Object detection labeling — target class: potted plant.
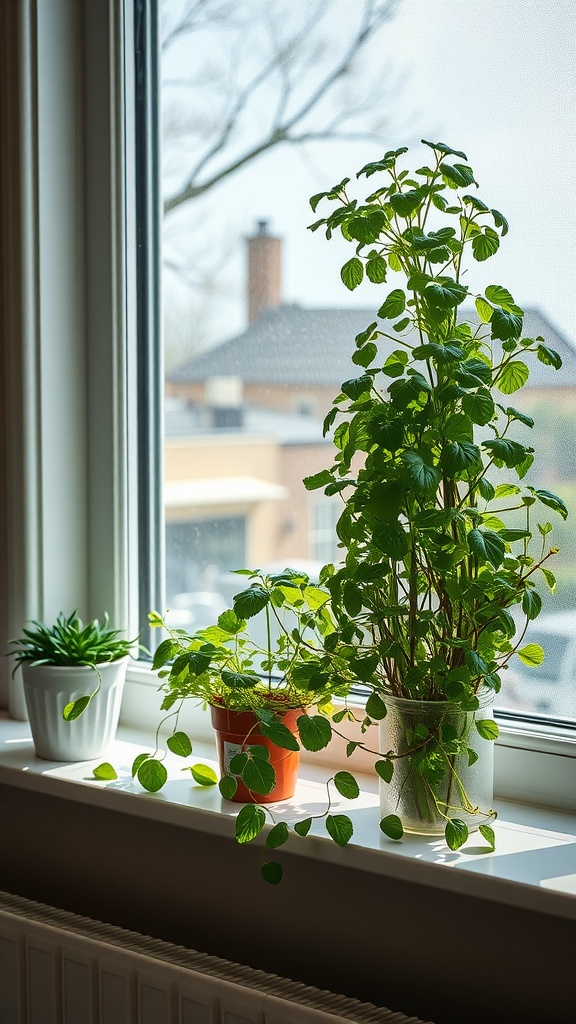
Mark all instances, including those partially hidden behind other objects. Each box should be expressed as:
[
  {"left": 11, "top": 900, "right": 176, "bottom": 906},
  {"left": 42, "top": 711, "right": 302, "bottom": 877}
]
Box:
[
  {"left": 98, "top": 569, "right": 360, "bottom": 884},
  {"left": 9, "top": 611, "right": 135, "bottom": 761},
  {"left": 302, "top": 139, "right": 567, "bottom": 851}
]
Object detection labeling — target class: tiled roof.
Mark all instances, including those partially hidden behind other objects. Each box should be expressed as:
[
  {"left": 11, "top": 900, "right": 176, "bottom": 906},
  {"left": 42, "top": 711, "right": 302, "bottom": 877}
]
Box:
[{"left": 168, "top": 304, "right": 576, "bottom": 389}]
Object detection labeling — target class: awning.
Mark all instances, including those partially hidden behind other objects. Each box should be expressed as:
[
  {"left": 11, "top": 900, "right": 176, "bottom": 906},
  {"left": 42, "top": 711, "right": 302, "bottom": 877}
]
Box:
[{"left": 164, "top": 476, "right": 288, "bottom": 508}]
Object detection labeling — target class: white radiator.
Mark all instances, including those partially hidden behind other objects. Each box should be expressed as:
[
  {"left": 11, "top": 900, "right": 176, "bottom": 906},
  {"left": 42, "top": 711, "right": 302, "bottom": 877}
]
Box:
[{"left": 0, "top": 890, "right": 434, "bottom": 1024}]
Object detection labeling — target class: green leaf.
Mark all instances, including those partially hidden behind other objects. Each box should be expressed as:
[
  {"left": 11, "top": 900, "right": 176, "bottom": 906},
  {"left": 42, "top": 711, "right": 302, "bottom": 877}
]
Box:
[
  {"left": 333, "top": 771, "right": 360, "bottom": 800},
  {"left": 403, "top": 451, "right": 441, "bottom": 490},
  {"left": 167, "top": 731, "right": 193, "bottom": 758},
  {"left": 259, "top": 718, "right": 300, "bottom": 751},
  {"left": 343, "top": 580, "right": 363, "bottom": 616},
  {"left": 495, "top": 360, "right": 529, "bottom": 394},
  {"left": 378, "top": 289, "right": 406, "bottom": 319},
  {"left": 341, "top": 257, "right": 364, "bottom": 290},
  {"left": 62, "top": 695, "right": 92, "bottom": 721},
  {"left": 482, "top": 438, "right": 531, "bottom": 469},
  {"left": 303, "top": 469, "right": 333, "bottom": 491},
  {"left": 522, "top": 589, "right": 542, "bottom": 620},
  {"left": 189, "top": 763, "right": 218, "bottom": 786},
  {"left": 297, "top": 714, "right": 332, "bottom": 751},
  {"left": 326, "top": 813, "right": 354, "bottom": 846},
  {"left": 218, "top": 775, "right": 238, "bottom": 800},
  {"left": 92, "top": 762, "right": 118, "bottom": 781},
  {"left": 479, "top": 824, "right": 496, "bottom": 851},
  {"left": 540, "top": 567, "right": 556, "bottom": 593},
  {"left": 132, "top": 752, "right": 151, "bottom": 777},
  {"left": 380, "top": 814, "right": 403, "bottom": 841},
  {"left": 517, "top": 643, "right": 545, "bottom": 667},
  {"left": 246, "top": 744, "right": 270, "bottom": 760},
  {"left": 266, "top": 822, "right": 289, "bottom": 849},
  {"left": 294, "top": 818, "right": 312, "bottom": 837},
  {"left": 537, "top": 344, "right": 562, "bottom": 370},
  {"left": 440, "top": 161, "right": 476, "bottom": 187},
  {"left": 341, "top": 374, "right": 373, "bottom": 400},
  {"left": 235, "top": 804, "right": 266, "bottom": 844},
  {"left": 233, "top": 586, "right": 270, "bottom": 620},
  {"left": 366, "top": 254, "right": 387, "bottom": 283},
  {"left": 220, "top": 669, "right": 260, "bottom": 689},
  {"left": 137, "top": 758, "right": 168, "bottom": 793},
  {"left": 468, "top": 528, "right": 506, "bottom": 569},
  {"left": 365, "top": 692, "right": 387, "bottom": 720},
  {"left": 242, "top": 757, "right": 276, "bottom": 796},
  {"left": 494, "top": 483, "right": 520, "bottom": 498},
  {"left": 491, "top": 309, "right": 523, "bottom": 341},
  {"left": 467, "top": 747, "right": 479, "bottom": 767},
  {"left": 472, "top": 228, "right": 500, "bottom": 261},
  {"left": 152, "top": 637, "right": 178, "bottom": 671},
  {"left": 389, "top": 190, "right": 423, "bottom": 217},
  {"left": 532, "top": 488, "right": 568, "bottom": 520},
  {"left": 485, "top": 285, "right": 520, "bottom": 312},
  {"left": 229, "top": 752, "right": 248, "bottom": 775},
  {"left": 217, "top": 609, "right": 243, "bottom": 634},
  {"left": 475, "top": 719, "right": 499, "bottom": 741},
  {"left": 475, "top": 296, "right": 493, "bottom": 323},
  {"left": 462, "top": 389, "right": 494, "bottom": 426},
  {"left": 422, "top": 139, "right": 468, "bottom": 160},
  {"left": 440, "top": 440, "right": 481, "bottom": 475},
  {"left": 375, "top": 759, "right": 394, "bottom": 784},
  {"left": 352, "top": 342, "right": 378, "bottom": 368},
  {"left": 261, "top": 861, "right": 283, "bottom": 885},
  {"left": 491, "top": 208, "right": 509, "bottom": 235},
  {"left": 445, "top": 818, "right": 469, "bottom": 851}
]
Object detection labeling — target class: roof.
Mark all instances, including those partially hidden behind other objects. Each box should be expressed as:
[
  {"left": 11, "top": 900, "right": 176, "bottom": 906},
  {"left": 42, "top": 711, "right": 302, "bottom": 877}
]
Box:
[{"left": 168, "top": 304, "right": 576, "bottom": 390}]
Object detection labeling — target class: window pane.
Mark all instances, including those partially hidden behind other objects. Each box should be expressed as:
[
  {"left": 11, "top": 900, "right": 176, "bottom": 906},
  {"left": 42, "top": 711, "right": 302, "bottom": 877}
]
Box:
[{"left": 160, "top": 0, "right": 576, "bottom": 720}]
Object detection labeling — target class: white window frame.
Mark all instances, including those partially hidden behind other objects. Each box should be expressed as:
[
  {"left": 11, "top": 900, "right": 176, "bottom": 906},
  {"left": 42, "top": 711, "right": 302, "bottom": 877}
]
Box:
[{"left": 0, "top": 0, "right": 574, "bottom": 816}]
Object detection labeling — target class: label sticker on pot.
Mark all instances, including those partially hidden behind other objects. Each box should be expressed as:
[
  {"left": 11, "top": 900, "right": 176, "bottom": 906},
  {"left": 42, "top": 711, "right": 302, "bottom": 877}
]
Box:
[{"left": 223, "top": 741, "right": 243, "bottom": 773}]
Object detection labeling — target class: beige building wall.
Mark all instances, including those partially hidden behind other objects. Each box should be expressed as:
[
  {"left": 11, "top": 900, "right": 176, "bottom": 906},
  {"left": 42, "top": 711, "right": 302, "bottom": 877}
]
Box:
[{"left": 165, "top": 435, "right": 286, "bottom": 566}]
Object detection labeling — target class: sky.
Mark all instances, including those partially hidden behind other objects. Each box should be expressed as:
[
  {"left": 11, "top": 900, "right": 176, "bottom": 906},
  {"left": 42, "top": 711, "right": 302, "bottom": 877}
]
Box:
[{"left": 161, "top": 0, "right": 576, "bottom": 355}]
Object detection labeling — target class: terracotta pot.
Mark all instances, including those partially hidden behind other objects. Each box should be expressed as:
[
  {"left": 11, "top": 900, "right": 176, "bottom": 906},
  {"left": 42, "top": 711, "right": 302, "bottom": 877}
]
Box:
[{"left": 210, "top": 704, "right": 302, "bottom": 803}]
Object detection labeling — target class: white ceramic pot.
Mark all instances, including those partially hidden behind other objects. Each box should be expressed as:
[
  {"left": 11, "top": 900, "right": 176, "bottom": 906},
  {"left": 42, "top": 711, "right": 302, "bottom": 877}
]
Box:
[{"left": 21, "top": 658, "right": 128, "bottom": 761}]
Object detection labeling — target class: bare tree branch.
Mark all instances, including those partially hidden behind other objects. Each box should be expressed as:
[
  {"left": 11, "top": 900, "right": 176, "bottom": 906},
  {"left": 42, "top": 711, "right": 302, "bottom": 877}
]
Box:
[{"left": 163, "top": 0, "right": 403, "bottom": 216}]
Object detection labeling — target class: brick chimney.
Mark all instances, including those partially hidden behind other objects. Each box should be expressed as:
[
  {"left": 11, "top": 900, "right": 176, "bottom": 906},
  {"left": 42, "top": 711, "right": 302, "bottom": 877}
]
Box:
[{"left": 247, "top": 220, "right": 282, "bottom": 323}]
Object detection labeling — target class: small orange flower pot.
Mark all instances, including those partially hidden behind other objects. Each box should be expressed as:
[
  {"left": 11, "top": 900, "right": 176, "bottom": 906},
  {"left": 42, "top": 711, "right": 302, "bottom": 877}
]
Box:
[{"left": 210, "top": 704, "right": 302, "bottom": 803}]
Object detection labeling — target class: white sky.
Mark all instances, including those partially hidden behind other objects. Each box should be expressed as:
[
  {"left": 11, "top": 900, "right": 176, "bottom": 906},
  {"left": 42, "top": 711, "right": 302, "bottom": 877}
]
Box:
[{"left": 162, "top": 0, "right": 576, "bottom": 349}]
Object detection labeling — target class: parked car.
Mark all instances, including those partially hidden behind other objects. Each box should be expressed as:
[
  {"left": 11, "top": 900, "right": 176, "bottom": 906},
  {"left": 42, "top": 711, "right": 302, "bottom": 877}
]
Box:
[{"left": 499, "top": 610, "right": 576, "bottom": 720}]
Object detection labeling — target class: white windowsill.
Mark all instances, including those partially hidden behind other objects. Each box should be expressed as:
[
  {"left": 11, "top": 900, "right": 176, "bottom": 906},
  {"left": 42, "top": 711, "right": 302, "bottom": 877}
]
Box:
[{"left": 1, "top": 712, "right": 575, "bottom": 922}]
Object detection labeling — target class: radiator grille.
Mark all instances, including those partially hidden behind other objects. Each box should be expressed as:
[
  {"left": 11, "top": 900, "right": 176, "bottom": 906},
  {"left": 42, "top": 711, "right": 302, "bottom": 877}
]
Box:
[{"left": 0, "top": 890, "right": 434, "bottom": 1024}]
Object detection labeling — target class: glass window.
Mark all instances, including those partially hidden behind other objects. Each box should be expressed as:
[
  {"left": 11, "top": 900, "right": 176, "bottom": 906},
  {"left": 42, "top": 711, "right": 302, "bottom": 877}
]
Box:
[{"left": 159, "top": 0, "right": 576, "bottom": 722}]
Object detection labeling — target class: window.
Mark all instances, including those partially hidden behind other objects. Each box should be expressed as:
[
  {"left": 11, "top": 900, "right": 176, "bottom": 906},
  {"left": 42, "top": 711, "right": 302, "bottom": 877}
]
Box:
[
  {"left": 159, "top": 0, "right": 576, "bottom": 728},
  {"left": 0, "top": 0, "right": 574, "bottom": 814}
]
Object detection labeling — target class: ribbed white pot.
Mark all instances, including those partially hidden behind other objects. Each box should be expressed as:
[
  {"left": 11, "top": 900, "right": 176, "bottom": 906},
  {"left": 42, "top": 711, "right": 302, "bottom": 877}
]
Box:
[{"left": 21, "top": 659, "right": 128, "bottom": 761}]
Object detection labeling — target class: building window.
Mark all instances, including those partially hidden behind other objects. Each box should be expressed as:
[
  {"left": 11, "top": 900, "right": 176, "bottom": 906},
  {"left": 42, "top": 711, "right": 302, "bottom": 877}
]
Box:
[{"left": 311, "top": 501, "right": 341, "bottom": 566}]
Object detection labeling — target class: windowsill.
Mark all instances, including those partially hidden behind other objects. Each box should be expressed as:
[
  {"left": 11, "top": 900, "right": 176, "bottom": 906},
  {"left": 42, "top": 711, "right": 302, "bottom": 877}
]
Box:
[{"left": 1, "top": 712, "right": 575, "bottom": 922}]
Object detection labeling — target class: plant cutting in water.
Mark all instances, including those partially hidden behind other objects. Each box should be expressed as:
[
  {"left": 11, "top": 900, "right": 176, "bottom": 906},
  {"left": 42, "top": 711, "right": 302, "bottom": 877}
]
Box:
[{"left": 303, "top": 139, "right": 567, "bottom": 850}]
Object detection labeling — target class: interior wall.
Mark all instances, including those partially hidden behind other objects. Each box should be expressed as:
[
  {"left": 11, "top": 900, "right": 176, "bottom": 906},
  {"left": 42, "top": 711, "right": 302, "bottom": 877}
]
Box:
[{"left": 0, "top": 783, "right": 573, "bottom": 1024}]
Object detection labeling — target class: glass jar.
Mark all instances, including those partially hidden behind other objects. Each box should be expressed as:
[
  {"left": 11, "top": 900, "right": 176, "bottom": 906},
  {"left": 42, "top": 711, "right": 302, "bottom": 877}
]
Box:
[{"left": 379, "top": 688, "right": 496, "bottom": 834}]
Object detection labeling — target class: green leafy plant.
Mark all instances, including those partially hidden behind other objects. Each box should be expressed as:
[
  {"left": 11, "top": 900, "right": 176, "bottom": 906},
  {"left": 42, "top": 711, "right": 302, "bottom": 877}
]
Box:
[
  {"left": 9, "top": 611, "right": 136, "bottom": 720},
  {"left": 96, "top": 569, "right": 362, "bottom": 883},
  {"left": 304, "top": 140, "right": 567, "bottom": 849}
]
